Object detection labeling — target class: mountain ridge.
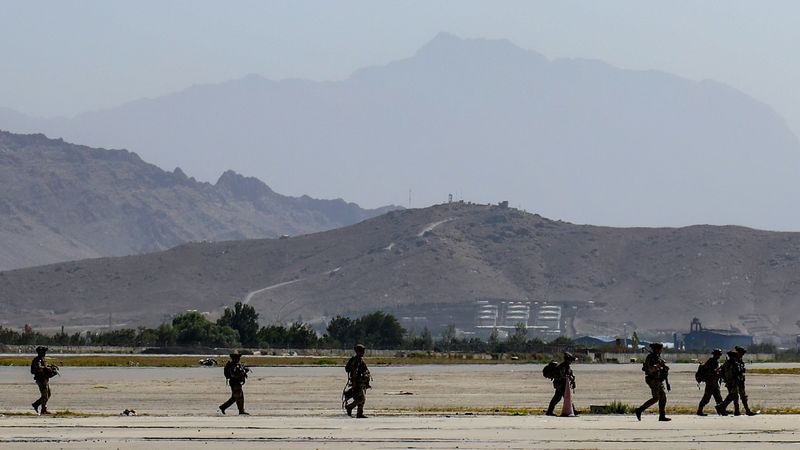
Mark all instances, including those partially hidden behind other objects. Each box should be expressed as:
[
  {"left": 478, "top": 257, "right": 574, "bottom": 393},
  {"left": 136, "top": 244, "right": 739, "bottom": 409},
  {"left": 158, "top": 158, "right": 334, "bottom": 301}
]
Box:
[
  {"left": 0, "top": 130, "right": 398, "bottom": 270},
  {"left": 2, "top": 34, "right": 798, "bottom": 230},
  {"left": 1, "top": 202, "right": 798, "bottom": 342}
]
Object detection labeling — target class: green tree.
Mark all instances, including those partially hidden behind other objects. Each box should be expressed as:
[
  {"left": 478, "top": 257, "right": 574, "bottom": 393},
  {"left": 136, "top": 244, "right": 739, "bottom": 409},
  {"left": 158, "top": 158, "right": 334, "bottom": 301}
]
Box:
[
  {"left": 355, "top": 311, "right": 405, "bottom": 349},
  {"left": 156, "top": 323, "right": 177, "bottom": 347},
  {"left": 507, "top": 322, "right": 528, "bottom": 352},
  {"left": 287, "top": 322, "right": 318, "bottom": 348},
  {"left": 217, "top": 302, "right": 260, "bottom": 347},
  {"left": 631, "top": 331, "right": 640, "bottom": 350},
  {"left": 420, "top": 326, "right": 434, "bottom": 351},
  {"left": 172, "top": 311, "right": 239, "bottom": 347},
  {"left": 325, "top": 315, "right": 355, "bottom": 348},
  {"left": 258, "top": 324, "right": 289, "bottom": 348},
  {"left": 440, "top": 324, "right": 456, "bottom": 352},
  {"left": 549, "top": 336, "right": 576, "bottom": 347}
]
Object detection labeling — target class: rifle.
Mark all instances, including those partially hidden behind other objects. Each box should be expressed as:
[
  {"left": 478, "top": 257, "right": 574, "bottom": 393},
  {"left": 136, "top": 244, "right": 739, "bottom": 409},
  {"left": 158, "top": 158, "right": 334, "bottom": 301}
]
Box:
[{"left": 660, "top": 365, "right": 671, "bottom": 392}]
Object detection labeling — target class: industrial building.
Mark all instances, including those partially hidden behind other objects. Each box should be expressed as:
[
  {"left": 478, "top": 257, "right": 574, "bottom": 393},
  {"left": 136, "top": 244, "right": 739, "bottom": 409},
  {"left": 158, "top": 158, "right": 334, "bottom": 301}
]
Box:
[{"left": 680, "top": 318, "right": 753, "bottom": 351}]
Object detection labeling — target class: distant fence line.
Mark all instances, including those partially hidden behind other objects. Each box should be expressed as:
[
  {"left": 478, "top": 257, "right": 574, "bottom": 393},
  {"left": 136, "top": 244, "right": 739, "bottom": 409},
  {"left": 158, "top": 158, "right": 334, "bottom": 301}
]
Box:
[
  {"left": 0, "top": 344, "right": 777, "bottom": 363},
  {"left": 599, "top": 352, "right": 776, "bottom": 363}
]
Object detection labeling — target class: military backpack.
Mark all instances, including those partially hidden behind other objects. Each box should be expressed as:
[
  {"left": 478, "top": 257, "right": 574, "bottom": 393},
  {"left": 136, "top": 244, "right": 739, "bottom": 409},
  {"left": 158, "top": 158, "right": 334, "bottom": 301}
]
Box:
[
  {"left": 695, "top": 363, "right": 709, "bottom": 383},
  {"left": 542, "top": 361, "right": 559, "bottom": 379}
]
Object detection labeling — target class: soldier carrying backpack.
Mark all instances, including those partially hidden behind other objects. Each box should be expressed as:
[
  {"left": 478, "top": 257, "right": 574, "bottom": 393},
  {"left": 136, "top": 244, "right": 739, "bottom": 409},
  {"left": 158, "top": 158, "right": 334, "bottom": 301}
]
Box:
[
  {"left": 218, "top": 352, "right": 250, "bottom": 415},
  {"left": 544, "top": 352, "right": 578, "bottom": 416},
  {"left": 695, "top": 349, "right": 722, "bottom": 416},
  {"left": 30, "top": 346, "right": 58, "bottom": 415}
]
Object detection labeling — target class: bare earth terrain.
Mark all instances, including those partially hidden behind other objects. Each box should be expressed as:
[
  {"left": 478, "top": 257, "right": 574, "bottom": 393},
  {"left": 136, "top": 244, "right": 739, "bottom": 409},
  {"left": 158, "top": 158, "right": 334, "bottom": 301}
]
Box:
[{"left": 2, "top": 363, "right": 800, "bottom": 448}]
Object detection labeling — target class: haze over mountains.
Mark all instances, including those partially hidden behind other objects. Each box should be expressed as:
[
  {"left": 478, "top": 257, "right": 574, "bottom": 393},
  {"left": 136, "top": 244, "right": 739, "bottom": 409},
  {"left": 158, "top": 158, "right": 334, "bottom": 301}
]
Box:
[
  {"left": 0, "top": 130, "right": 395, "bottom": 270},
  {"left": 2, "top": 203, "right": 799, "bottom": 341},
  {"left": 2, "top": 33, "right": 800, "bottom": 230}
]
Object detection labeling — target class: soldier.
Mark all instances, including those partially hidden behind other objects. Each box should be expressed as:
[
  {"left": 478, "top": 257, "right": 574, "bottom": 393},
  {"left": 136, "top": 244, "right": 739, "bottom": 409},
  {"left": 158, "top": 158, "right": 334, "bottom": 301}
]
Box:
[
  {"left": 696, "top": 349, "right": 723, "bottom": 416},
  {"left": 30, "top": 346, "right": 58, "bottom": 415},
  {"left": 344, "top": 344, "right": 371, "bottom": 418},
  {"left": 545, "top": 352, "right": 578, "bottom": 416},
  {"left": 733, "top": 346, "right": 756, "bottom": 416},
  {"left": 219, "top": 352, "right": 249, "bottom": 415},
  {"left": 716, "top": 350, "right": 745, "bottom": 416},
  {"left": 634, "top": 342, "right": 671, "bottom": 422}
]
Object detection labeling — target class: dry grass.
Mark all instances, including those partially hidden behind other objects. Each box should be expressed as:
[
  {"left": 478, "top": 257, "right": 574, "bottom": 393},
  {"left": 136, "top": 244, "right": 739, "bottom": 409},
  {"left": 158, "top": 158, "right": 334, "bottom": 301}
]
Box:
[{"left": 748, "top": 367, "right": 800, "bottom": 375}]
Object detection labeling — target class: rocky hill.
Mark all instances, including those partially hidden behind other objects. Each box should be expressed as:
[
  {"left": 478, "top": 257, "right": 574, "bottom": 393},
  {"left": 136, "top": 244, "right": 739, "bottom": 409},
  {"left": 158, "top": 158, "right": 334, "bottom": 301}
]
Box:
[
  {"left": 0, "top": 130, "right": 396, "bottom": 270},
  {"left": 3, "top": 33, "right": 800, "bottom": 230},
  {"left": 2, "top": 203, "right": 798, "bottom": 340}
]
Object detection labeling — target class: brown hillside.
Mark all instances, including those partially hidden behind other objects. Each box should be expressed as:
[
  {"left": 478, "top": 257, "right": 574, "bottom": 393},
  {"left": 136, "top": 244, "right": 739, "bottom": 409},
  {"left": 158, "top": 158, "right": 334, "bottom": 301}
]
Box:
[
  {"left": 1, "top": 203, "right": 799, "bottom": 339},
  {"left": 0, "top": 130, "right": 395, "bottom": 270}
]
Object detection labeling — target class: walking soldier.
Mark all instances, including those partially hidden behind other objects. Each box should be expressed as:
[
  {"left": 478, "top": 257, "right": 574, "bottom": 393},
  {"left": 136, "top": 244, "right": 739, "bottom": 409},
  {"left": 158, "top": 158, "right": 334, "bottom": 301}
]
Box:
[
  {"left": 635, "top": 342, "right": 671, "bottom": 421},
  {"left": 696, "top": 349, "right": 723, "bottom": 416}
]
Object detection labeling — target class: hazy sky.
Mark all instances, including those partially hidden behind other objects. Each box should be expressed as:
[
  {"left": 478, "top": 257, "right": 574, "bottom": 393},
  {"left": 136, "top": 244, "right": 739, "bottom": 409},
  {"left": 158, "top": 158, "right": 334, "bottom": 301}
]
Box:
[{"left": 2, "top": 0, "right": 800, "bottom": 139}]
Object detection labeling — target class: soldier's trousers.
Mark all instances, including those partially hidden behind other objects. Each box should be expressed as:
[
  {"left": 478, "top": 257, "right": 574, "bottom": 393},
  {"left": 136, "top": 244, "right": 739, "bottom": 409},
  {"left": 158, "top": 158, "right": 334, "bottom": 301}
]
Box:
[
  {"left": 718, "top": 382, "right": 744, "bottom": 413},
  {"left": 698, "top": 381, "right": 722, "bottom": 411},
  {"left": 220, "top": 382, "right": 244, "bottom": 413},
  {"left": 546, "top": 382, "right": 576, "bottom": 414},
  {"left": 32, "top": 379, "right": 50, "bottom": 411},
  {"left": 638, "top": 377, "right": 667, "bottom": 417},
  {"left": 347, "top": 385, "right": 366, "bottom": 416}
]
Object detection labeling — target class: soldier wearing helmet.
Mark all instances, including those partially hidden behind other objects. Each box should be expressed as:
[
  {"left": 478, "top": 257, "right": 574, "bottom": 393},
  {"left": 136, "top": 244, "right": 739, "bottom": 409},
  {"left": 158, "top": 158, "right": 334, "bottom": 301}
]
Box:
[
  {"left": 545, "top": 352, "right": 578, "bottom": 416},
  {"left": 635, "top": 342, "right": 671, "bottom": 421},
  {"left": 696, "top": 349, "right": 723, "bottom": 416},
  {"left": 344, "top": 344, "right": 371, "bottom": 418}
]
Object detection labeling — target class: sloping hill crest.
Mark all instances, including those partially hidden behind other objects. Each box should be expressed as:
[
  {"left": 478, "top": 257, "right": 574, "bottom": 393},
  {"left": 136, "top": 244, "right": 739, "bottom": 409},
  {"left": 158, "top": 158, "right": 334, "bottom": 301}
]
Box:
[{"left": 2, "top": 202, "right": 799, "bottom": 339}]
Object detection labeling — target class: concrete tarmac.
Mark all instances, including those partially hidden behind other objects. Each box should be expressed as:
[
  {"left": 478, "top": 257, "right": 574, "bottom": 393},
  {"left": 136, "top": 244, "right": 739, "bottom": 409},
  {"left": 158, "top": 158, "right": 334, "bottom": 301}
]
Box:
[
  {"left": 2, "top": 414, "right": 800, "bottom": 449},
  {"left": 2, "top": 363, "right": 799, "bottom": 448}
]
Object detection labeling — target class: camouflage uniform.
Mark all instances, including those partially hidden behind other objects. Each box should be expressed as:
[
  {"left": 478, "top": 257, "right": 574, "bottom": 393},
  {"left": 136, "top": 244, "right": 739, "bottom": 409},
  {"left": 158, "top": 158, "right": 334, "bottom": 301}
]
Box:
[
  {"left": 219, "top": 357, "right": 248, "bottom": 415},
  {"left": 344, "top": 349, "right": 370, "bottom": 418},
  {"left": 717, "top": 349, "right": 754, "bottom": 416},
  {"left": 30, "top": 353, "right": 52, "bottom": 414},
  {"left": 545, "top": 360, "right": 577, "bottom": 416},
  {"left": 635, "top": 346, "right": 670, "bottom": 421},
  {"left": 696, "top": 352, "right": 722, "bottom": 415}
]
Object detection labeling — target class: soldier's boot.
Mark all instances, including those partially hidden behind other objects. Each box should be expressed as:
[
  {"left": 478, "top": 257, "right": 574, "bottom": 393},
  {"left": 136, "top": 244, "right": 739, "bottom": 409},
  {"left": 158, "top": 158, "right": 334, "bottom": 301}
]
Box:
[
  {"left": 733, "top": 398, "right": 740, "bottom": 416},
  {"left": 40, "top": 408, "right": 50, "bottom": 415},
  {"left": 545, "top": 397, "right": 559, "bottom": 416},
  {"left": 572, "top": 404, "right": 580, "bottom": 416},
  {"left": 219, "top": 405, "right": 226, "bottom": 415},
  {"left": 238, "top": 410, "right": 249, "bottom": 415},
  {"left": 741, "top": 396, "right": 756, "bottom": 415},
  {"left": 715, "top": 403, "right": 729, "bottom": 416},
  {"left": 697, "top": 399, "right": 708, "bottom": 416},
  {"left": 658, "top": 401, "right": 670, "bottom": 421},
  {"left": 32, "top": 402, "right": 39, "bottom": 414},
  {"left": 634, "top": 407, "right": 642, "bottom": 421},
  {"left": 345, "top": 403, "right": 354, "bottom": 417},
  {"left": 356, "top": 405, "right": 366, "bottom": 418}
]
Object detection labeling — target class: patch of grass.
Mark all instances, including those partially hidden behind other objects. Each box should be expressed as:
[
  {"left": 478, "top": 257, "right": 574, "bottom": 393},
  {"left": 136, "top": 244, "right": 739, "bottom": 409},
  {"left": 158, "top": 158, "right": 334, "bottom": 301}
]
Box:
[
  {"left": 313, "top": 358, "right": 341, "bottom": 365},
  {"left": 0, "top": 411, "right": 37, "bottom": 416},
  {"left": 748, "top": 367, "right": 800, "bottom": 375},
  {"left": 591, "top": 400, "right": 632, "bottom": 414}
]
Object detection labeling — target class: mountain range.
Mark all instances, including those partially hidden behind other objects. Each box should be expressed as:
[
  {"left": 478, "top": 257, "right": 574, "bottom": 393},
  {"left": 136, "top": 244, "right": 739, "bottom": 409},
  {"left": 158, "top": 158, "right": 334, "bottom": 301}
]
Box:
[
  {"left": 2, "top": 33, "right": 800, "bottom": 230},
  {"left": 0, "top": 130, "right": 395, "bottom": 270},
  {"left": 2, "top": 202, "right": 798, "bottom": 341}
]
